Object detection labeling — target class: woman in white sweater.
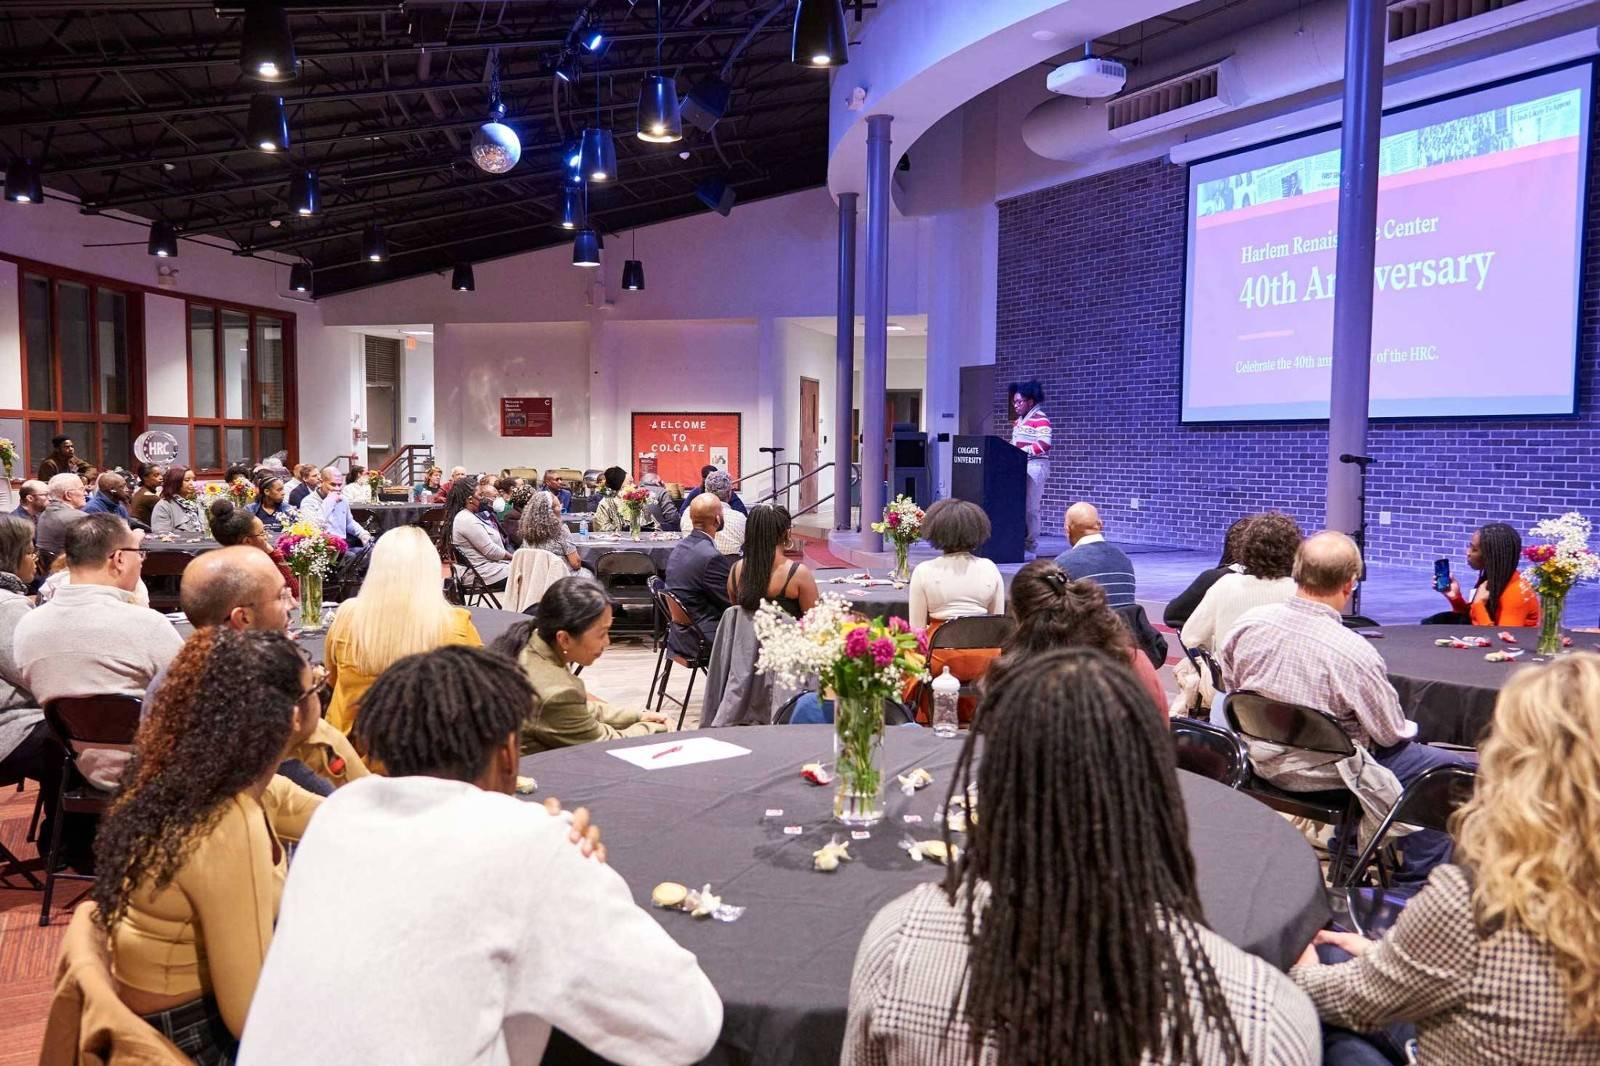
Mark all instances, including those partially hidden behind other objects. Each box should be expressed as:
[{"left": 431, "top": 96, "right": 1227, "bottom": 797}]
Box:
[
  {"left": 1181, "top": 512, "right": 1302, "bottom": 653},
  {"left": 908, "top": 499, "right": 1004, "bottom": 629}
]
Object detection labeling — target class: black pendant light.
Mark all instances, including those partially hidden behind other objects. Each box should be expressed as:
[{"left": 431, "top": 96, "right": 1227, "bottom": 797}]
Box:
[
  {"left": 246, "top": 94, "right": 290, "bottom": 152},
  {"left": 560, "top": 186, "right": 586, "bottom": 230},
  {"left": 288, "top": 263, "right": 312, "bottom": 293},
  {"left": 572, "top": 227, "right": 601, "bottom": 268},
  {"left": 791, "top": 0, "right": 849, "bottom": 67},
  {"left": 147, "top": 220, "right": 179, "bottom": 258},
  {"left": 362, "top": 223, "right": 388, "bottom": 263},
  {"left": 637, "top": 1, "right": 682, "bottom": 143},
  {"left": 451, "top": 263, "right": 476, "bottom": 292},
  {"left": 4, "top": 157, "right": 42, "bottom": 203},
  {"left": 621, "top": 227, "right": 645, "bottom": 290},
  {"left": 240, "top": 3, "right": 299, "bottom": 81},
  {"left": 579, "top": 59, "right": 618, "bottom": 182},
  {"left": 288, "top": 169, "right": 319, "bottom": 216}
]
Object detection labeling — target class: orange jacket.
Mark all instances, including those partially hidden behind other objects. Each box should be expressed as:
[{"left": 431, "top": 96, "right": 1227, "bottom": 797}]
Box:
[{"left": 1458, "top": 575, "right": 1541, "bottom": 627}]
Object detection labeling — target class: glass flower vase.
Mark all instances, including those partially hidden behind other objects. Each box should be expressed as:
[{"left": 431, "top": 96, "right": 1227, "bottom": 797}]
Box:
[
  {"left": 1537, "top": 590, "right": 1565, "bottom": 656},
  {"left": 300, "top": 572, "right": 324, "bottom": 631},
  {"left": 833, "top": 693, "right": 886, "bottom": 827},
  {"left": 890, "top": 542, "right": 911, "bottom": 583},
  {"left": 629, "top": 511, "right": 643, "bottom": 540}
]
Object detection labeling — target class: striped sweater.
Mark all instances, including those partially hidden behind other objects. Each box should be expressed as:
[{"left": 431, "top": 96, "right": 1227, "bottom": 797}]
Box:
[{"left": 1010, "top": 406, "right": 1051, "bottom": 457}]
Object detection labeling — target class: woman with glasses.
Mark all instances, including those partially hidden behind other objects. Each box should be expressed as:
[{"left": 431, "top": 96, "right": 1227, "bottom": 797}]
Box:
[
  {"left": 209, "top": 500, "right": 299, "bottom": 601},
  {"left": 90, "top": 628, "right": 323, "bottom": 1064}
]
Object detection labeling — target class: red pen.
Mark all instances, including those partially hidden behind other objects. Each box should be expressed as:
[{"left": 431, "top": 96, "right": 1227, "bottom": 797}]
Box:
[{"left": 651, "top": 745, "right": 683, "bottom": 760}]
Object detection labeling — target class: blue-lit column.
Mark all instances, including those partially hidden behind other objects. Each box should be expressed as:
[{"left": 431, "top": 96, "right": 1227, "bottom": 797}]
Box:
[
  {"left": 1325, "top": 0, "right": 1385, "bottom": 540},
  {"left": 860, "top": 114, "right": 892, "bottom": 552},
  {"left": 834, "top": 192, "right": 858, "bottom": 530}
]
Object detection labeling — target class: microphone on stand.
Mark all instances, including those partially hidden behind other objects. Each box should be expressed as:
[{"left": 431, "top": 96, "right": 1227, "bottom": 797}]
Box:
[{"left": 1338, "top": 453, "right": 1375, "bottom": 467}]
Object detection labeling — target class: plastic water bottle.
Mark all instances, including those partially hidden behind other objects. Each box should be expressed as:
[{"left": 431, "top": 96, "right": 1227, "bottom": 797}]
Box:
[
  {"left": 578, "top": 514, "right": 589, "bottom": 538},
  {"left": 931, "top": 666, "right": 960, "bottom": 738}
]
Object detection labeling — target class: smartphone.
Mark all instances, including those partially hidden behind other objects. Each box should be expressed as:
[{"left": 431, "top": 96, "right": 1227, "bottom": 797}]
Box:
[{"left": 1433, "top": 558, "right": 1451, "bottom": 593}]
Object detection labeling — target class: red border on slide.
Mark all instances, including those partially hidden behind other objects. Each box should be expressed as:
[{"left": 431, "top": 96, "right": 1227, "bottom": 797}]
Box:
[{"left": 1196, "top": 136, "right": 1581, "bottom": 231}]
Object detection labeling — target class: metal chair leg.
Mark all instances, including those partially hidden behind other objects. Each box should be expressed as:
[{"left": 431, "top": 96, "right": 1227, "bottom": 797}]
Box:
[
  {"left": 678, "top": 668, "right": 699, "bottom": 731},
  {"left": 39, "top": 772, "right": 68, "bottom": 926},
  {"left": 646, "top": 640, "right": 669, "bottom": 711},
  {"left": 655, "top": 660, "right": 674, "bottom": 715},
  {"left": 26, "top": 787, "right": 43, "bottom": 843}
]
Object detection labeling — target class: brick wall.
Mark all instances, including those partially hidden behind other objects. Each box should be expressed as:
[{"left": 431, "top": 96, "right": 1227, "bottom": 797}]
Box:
[{"left": 994, "top": 70, "right": 1600, "bottom": 567}]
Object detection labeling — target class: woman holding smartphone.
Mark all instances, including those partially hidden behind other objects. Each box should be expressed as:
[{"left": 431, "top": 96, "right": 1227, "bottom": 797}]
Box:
[{"left": 1431, "top": 522, "right": 1539, "bottom": 627}]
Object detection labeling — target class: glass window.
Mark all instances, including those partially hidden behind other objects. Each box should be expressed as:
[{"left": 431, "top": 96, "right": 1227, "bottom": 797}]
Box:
[
  {"left": 193, "top": 426, "right": 220, "bottom": 472},
  {"left": 225, "top": 427, "right": 251, "bottom": 466},
  {"left": 255, "top": 317, "right": 286, "bottom": 420},
  {"left": 222, "top": 310, "right": 250, "bottom": 419},
  {"left": 27, "top": 420, "right": 53, "bottom": 476},
  {"left": 97, "top": 290, "right": 128, "bottom": 415},
  {"left": 102, "top": 422, "right": 130, "bottom": 473},
  {"left": 61, "top": 422, "right": 95, "bottom": 469},
  {"left": 259, "top": 426, "right": 285, "bottom": 462},
  {"left": 190, "top": 306, "right": 217, "bottom": 418},
  {"left": 24, "top": 275, "right": 53, "bottom": 410},
  {"left": 58, "top": 283, "right": 92, "bottom": 412}
]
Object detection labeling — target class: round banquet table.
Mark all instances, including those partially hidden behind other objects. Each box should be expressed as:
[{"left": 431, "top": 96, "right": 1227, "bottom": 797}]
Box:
[
  {"left": 142, "top": 534, "right": 222, "bottom": 557},
  {"left": 524, "top": 725, "right": 1329, "bottom": 1066},
  {"left": 1371, "top": 623, "right": 1588, "bottom": 746},
  {"left": 574, "top": 532, "right": 681, "bottom": 572},
  {"left": 351, "top": 501, "right": 439, "bottom": 535},
  {"left": 812, "top": 568, "right": 911, "bottom": 620},
  {"left": 172, "top": 605, "right": 527, "bottom": 663}
]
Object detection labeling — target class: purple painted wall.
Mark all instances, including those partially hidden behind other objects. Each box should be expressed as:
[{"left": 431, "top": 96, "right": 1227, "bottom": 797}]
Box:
[{"left": 993, "top": 69, "right": 1600, "bottom": 568}]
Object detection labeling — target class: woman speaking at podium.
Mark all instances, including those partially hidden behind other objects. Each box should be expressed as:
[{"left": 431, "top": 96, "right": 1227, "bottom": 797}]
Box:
[{"left": 1009, "top": 380, "right": 1051, "bottom": 554}]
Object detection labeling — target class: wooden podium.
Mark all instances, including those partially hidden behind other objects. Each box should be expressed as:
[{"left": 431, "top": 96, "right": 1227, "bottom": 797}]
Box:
[{"left": 949, "top": 435, "right": 1027, "bottom": 564}]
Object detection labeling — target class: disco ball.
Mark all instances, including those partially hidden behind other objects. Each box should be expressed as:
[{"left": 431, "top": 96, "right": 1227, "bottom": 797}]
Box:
[{"left": 470, "top": 121, "right": 522, "bottom": 174}]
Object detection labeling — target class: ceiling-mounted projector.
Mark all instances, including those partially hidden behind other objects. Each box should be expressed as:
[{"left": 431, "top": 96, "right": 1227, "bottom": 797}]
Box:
[{"left": 1046, "top": 56, "right": 1127, "bottom": 98}]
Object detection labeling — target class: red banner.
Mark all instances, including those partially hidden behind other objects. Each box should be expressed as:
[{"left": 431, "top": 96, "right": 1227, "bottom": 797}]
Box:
[
  {"left": 630, "top": 412, "right": 740, "bottom": 488},
  {"left": 500, "top": 397, "right": 553, "bottom": 437}
]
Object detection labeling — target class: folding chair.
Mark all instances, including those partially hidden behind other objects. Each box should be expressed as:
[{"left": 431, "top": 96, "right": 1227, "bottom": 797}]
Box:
[
  {"left": 653, "top": 586, "right": 713, "bottom": 729},
  {"left": 1171, "top": 716, "right": 1250, "bottom": 789},
  {"left": 139, "top": 549, "right": 191, "bottom": 613},
  {"left": 906, "top": 614, "right": 1013, "bottom": 724},
  {"left": 645, "top": 576, "right": 671, "bottom": 706},
  {"left": 452, "top": 548, "right": 503, "bottom": 609},
  {"left": 418, "top": 507, "right": 449, "bottom": 557},
  {"left": 1224, "top": 690, "right": 1365, "bottom": 885},
  {"left": 0, "top": 749, "right": 45, "bottom": 889},
  {"left": 40, "top": 695, "right": 143, "bottom": 925},
  {"left": 594, "top": 551, "right": 657, "bottom": 635}
]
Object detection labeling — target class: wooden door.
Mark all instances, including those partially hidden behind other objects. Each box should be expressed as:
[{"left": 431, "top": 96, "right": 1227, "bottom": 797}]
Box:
[{"left": 799, "top": 376, "right": 820, "bottom": 512}]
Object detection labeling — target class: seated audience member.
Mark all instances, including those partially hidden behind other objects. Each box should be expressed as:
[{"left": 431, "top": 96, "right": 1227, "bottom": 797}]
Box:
[
  {"left": 908, "top": 499, "right": 1004, "bottom": 629},
  {"left": 519, "top": 490, "right": 585, "bottom": 575},
  {"left": 150, "top": 466, "right": 205, "bottom": 535},
  {"left": 415, "top": 465, "right": 444, "bottom": 502},
  {"left": 36, "top": 434, "right": 87, "bottom": 481},
  {"left": 237, "top": 645, "right": 720, "bottom": 1066},
  {"left": 501, "top": 482, "right": 534, "bottom": 545},
  {"left": 1220, "top": 531, "right": 1473, "bottom": 893},
  {"left": 324, "top": 527, "right": 482, "bottom": 735},
  {"left": 727, "top": 505, "right": 818, "bottom": 619},
  {"left": 541, "top": 469, "right": 571, "bottom": 510},
  {"left": 11, "top": 479, "right": 47, "bottom": 522},
  {"left": 1292, "top": 652, "right": 1600, "bottom": 1065},
  {"left": 1433, "top": 521, "right": 1540, "bottom": 627},
  {"left": 34, "top": 472, "right": 90, "bottom": 554},
  {"left": 1054, "top": 500, "right": 1137, "bottom": 607},
  {"left": 446, "top": 479, "right": 512, "bottom": 588},
  {"left": 283, "top": 462, "right": 307, "bottom": 498},
  {"left": 82, "top": 471, "right": 132, "bottom": 522},
  {"left": 223, "top": 463, "right": 253, "bottom": 486},
  {"left": 299, "top": 467, "right": 373, "bottom": 549},
  {"left": 89, "top": 628, "right": 323, "bottom": 1063},
  {"left": 208, "top": 499, "right": 300, "bottom": 600},
  {"left": 682, "top": 464, "right": 749, "bottom": 516},
  {"left": 678, "top": 471, "right": 747, "bottom": 555},
  {"left": 989, "top": 561, "right": 1166, "bottom": 721},
  {"left": 1165, "top": 516, "right": 1253, "bottom": 630},
  {"left": 342, "top": 465, "right": 371, "bottom": 503},
  {"left": 287, "top": 464, "right": 319, "bottom": 508},
  {"left": 512, "top": 578, "right": 669, "bottom": 752},
  {"left": 635, "top": 454, "right": 682, "bottom": 530},
  {"left": 665, "top": 494, "right": 735, "bottom": 658},
  {"left": 176, "top": 547, "right": 362, "bottom": 793},
  {"left": 843, "top": 648, "right": 1318, "bottom": 1065},
  {"left": 1182, "top": 512, "right": 1302, "bottom": 653},
  {"left": 129, "top": 464, "right": 163, "bottom": 527},
  {"left": 588, "top": 466, "right": 630, "bottom": 532},
  {"left": 250, "top": 474, "right": 295, "bottom": 534},
  {"left": 16, "top": 514, "right": 182, "bottom": 706}
]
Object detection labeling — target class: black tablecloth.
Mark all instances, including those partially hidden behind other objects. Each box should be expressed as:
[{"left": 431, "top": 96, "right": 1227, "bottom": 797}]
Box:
[
  {"left": 812, "top": 568, "right": 910, "bottom": 620},
  {"left": 352, "top": 502, "right": 439, "bottom": 535},
  {"left": 143, "top": 535, "right": 220, "bottom": 556},
  {"left": 173, "top": 606, "right": 526, "bottom": 662},
  {"left": 575, "top": 534, "right": 681, "bottom": 572},
  {"left": 1373, "top": 623, "right": 1583, "bottom": 746},
  {"left": 525, "top": 726, "right": 1327, "bottom": 1066}
]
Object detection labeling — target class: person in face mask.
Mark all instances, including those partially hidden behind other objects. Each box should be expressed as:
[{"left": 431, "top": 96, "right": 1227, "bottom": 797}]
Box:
[{"left": 447, "top": 480, "right": 512, "bottom": 588}]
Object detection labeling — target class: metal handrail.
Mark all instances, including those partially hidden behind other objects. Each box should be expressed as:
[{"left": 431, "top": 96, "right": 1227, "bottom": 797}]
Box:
[
  {"left": 764, "top": 463, "right": 860, "bottom": 520},
  {"left": 731, "top": 459, "right": 801, "bottom": 494}
]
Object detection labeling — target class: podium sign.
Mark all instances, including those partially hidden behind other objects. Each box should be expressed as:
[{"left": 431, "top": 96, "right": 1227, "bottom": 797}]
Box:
[{"left": 950, "top": 435, "right": 1027, "bottom": 563}]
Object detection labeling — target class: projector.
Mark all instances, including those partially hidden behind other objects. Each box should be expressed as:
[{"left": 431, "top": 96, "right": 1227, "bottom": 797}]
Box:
[{"left": 1046, "top": 56, "right": 1127, "bottom": 98}]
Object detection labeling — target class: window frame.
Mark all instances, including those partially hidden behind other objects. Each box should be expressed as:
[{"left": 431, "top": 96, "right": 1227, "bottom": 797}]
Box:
[{"left": 184, "top": 299, "right": 297, "bottom": 477}]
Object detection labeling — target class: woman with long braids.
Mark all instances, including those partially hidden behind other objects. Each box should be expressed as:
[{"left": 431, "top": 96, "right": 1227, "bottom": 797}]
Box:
[
  {"left": 726, "top": 504, "right": 818, "bottom": 618},
  {"left": 91, "top": 628, "right": 323, "bottom": 1064},
  {"left": 843, "top": 648, "right": 1319, "bottom": 1065},
  {"left": 1435, "top": 521, "right": 1539, "bottom": 627}
]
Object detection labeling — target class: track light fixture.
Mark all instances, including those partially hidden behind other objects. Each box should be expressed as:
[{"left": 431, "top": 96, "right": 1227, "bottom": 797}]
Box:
[
  {"left": 572, "top": 227, "right": 601, "bottom": 267},
  {"left": 362, "top": 223, "right": 388, "bottom": 263},
  {"left": 4, "top": 157, "right": 42, "bottom": 203},
  {"left": 569, "top": 9, "right": 605, "bottom": 53},
  {"left": 288, "top": 263, "right": 312, "bottom": 293},
  {"left": 288, "top": 169, "right": 319, "bottom": 216},
  {"left": 246, "top": 94, "right": 290, "bottom": 152},
  {"left": 554, "top": 52, "right": 582, "bottom": 84},
  {"left": 560, "top": 186, "right": 586, "bottom": 230},
  {"left": 147, "top": 220, "right": 179, "bottom": 258},
  {"left": 452, "top": 263, "right": 475, "bottom": 292},
  {"left": 791, "top": 0, "right": 850, "bottom": 67},
  {"left": 240, "top": 3, "right": 299, "bottom": 81}
]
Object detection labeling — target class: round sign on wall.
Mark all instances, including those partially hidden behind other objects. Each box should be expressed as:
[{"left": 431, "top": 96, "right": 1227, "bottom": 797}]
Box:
[{"left": 133, "top": 430, "right": 180, "bottom": 466}]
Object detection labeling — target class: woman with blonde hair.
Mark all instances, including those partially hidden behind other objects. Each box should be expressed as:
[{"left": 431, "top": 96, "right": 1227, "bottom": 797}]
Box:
[
  {"left": 324, "top": 527, "right": 483, "bottom": 733},
  {"left": 1292, "top": 652, "right": 1600, "bottom": 1064}
]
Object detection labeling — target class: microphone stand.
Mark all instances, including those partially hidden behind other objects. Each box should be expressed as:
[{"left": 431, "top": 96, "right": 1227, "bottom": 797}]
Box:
[{"left": 1339, "top": 453, "right": 1375, "bottom": 617}]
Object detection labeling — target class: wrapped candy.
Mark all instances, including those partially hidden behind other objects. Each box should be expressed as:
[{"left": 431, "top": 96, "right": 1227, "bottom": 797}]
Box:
[
  {"left": 897, "top": 768, "right": 933, "bottom": 795},
  {"left": 1485, "top": 649, "right": 1525, "bottom": 663},
  {"left": 800, "top": 762, "right": 833, "bottom": 786},
  {"left": 514, "top": 775, "right": 538, "bottom": 795},
  {"left": 1497, "top": 631, "right": 1519, "bottom": 644},
  {"left": 903, "top": 838, "right": 958, "bottom": 865},
  {"left": 813, "top": 838, "right": 852, "bottom": 872},
  {"left": 653, "top": 881, "right": 745, "bottom": 921}
]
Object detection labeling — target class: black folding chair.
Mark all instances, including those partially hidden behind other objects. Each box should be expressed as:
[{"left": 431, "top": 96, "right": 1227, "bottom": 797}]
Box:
[
  {"left": 0, "top": 744, "right": 46, "bottom": 889},
  {"left": 452, "top": 548, "right": 503, "bottom": 609},
  {"left": 645, "top": 576, "right": 671, "bottom": 706},
  {"left": 1171, "top": 716, "right": 1250, "bottom": 789},
  {"left": 40, "top": 696, "right": 143, "bottom": 925},
  {"left": 594, "top": 551, "right": 658, "bottom": 635},
  {"left": 653, "top": 587, "right": 712, "bottom": 729},
  {"left": 1224, "top": 690, "right": 1365, "bottom": 885},
  {"left": 1114, "top": 603, "right": 1169, "bottom": 669}
]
